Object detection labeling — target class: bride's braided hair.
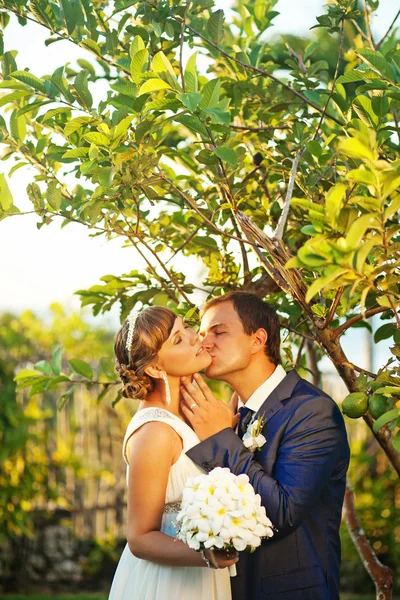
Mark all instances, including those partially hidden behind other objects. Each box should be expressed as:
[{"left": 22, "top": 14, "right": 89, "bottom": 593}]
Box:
[{"left": 114, "top": 306, "right": 176, "bottom": 400}]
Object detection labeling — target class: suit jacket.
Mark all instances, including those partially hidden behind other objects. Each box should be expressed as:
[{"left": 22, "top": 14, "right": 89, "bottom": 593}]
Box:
[{"left": 187, "top": 370, "right": 350, "bottom": 600}]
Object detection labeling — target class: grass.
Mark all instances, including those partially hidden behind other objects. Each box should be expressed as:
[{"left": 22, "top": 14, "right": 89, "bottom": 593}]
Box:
[
  {"left": 0, "top": 596, "right": 107, "bottom": 600},
  {"left": 0, "top": 595, "right": 391, "bottom": 600}
]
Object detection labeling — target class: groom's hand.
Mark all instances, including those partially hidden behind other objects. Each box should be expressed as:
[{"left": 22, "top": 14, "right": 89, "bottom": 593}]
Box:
[{"left": 180, "top": 373, "right": 236, "bottom": 441}]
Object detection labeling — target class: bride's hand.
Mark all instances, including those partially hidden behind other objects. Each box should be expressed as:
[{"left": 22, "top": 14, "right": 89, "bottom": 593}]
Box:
[
  {"left": 229, "top": 391, "right": 240, "bottom": 430},
  {"left": 204, "top": 549, "right": 239, "bottom": 569}
]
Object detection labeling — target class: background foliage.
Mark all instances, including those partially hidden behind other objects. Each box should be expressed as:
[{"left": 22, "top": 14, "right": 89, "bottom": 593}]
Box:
[{"left": 0, "top": 0, "right": 400, "bottom": 594}]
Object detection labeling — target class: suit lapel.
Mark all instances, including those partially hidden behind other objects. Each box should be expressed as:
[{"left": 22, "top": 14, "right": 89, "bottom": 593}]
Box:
[{"left": 254, "top": 369, "right": 301, "bottom": 422}]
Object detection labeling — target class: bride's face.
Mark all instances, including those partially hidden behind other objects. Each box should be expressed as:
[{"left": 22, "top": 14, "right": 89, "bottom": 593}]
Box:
[{"left": 157, "top": 317, "right": 211, "bottom": 377}]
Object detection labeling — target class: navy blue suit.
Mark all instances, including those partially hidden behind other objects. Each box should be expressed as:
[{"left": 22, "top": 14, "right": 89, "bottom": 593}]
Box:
[{"left": 187, "top": 370, "right": 350, "bottom": 600}]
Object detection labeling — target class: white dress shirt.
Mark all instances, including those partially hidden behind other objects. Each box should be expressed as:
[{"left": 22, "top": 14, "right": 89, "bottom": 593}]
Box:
[{"left": 238, "top": 364, "right": 287, "bottom": 413}]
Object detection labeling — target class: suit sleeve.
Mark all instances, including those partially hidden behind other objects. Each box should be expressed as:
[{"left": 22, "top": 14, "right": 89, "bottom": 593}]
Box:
[{"left": 186, "top": 395, "right": 349, "bottom": 537}]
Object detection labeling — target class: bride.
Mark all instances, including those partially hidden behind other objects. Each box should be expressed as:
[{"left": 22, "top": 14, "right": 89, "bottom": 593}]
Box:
[{"left": 108, "top": 306, "right": 237, "bottom": 600}]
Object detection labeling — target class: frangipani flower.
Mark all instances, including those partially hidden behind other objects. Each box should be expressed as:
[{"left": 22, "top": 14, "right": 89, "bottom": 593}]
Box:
[{"left": 175, "top": 467, "right": 275, "bottom": 558}]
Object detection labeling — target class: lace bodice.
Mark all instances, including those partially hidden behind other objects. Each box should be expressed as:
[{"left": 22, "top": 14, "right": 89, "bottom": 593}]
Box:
[{"left": 122, "top": 407, "right": 205, "bottom": 505}]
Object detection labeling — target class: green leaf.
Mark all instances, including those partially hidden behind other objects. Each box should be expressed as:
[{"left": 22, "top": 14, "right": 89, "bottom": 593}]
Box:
[
  {"left": 27, "top": 182, "right": 44, "bottom": 212},
  {"left": 46, "top": 181, "right": 62, "bottom": 210},
  {"left": 14, "top": 368, "right": 42, "bottom": 382},
  {"left": 355, "top": 235, "right": 381, "bottom": 273},
  {"left": 305, "top": 267, "right": 349, "bottom": 303},
  {"left": 177, "top": 92, "right": 202, "bottom": 112},
  {"left": 110, "top": 78, "right": 137, "bottom": 98},
  {"left": 152, "top": 51, "right": 176, "bottom": 79},
  {"left": 72, "top": 71, "right": 93, "bottom": 110},
  {"left": 62, "top": 147, "right": 89, "bottom": 159},
  {"left": 196, "top": 149, "right": 219, "bottom": 165},
  {"left": 357, "top": 49, "right": 392, "bottom": 81},
  {"left": 0, "top": 174, "right": 13, "bottom": 210},
  {"left": 51, "top": 66, "right": 76, "bottom": 103},
  {"left": 30, "top": 0, "right": 56, "bottom": 28},
  {"left": 34, "top": 360, "right": 52, "bottom": 375},
  {"left": 98, "top": 166, "right": 113, "bottom": 187},
  {"left": 214, "top": 146, "right": 238, "bottom": 167},
  {"left": 1, "top": 50, "right": 17, "bottom": 79},
  {"left": 138, "top": 78, "right": 171, "bottom": 95},
  {"left": 339, "top": 137, "right": 375, "bottom": 160},
  {"left": 373, "top": 386, "right": 400, "bottom": 395},
  {"left": 207, "top": 9, "right": 225, "bottom": 43},
  {"left": 393, "top": 431, "right": 400, "bottom": 452},
  {"left": 201, "top": 107, "right": 231, "bottom": 124},
  {"left": 80, "top": 39, "right": 102, "bottom": 56},
  {"left": 0, "top": 90, "right": 32, "bottom": 108},
  {"left": 337, "top": 69, "right": 376, "bottom": 84},
  {"left": 58, "top": 385, "right": 75, "bottom": 411},
  {"left": 374, "top": 323, "right": 395, "bottom": 344},
  {"left": 130, "top": 48, "right": 149, "bottom": 85},
  {"left": 175, "top": 114, "right": 208, "bottom": 137},
  {"left": 353, "top": 96, "right": 379, "bottom": 128},
  {"left": 346, "top": 214, "right": 380, "bottom": 249},
  {"left": 113, "top": 115, "right": 135, "bottom": 141},
  {"left": 64, "top": 116, "right": 95, "bottom": 137},
  {"left": 384, "top": 195, "right": 400, "bottom": 222},
  {"left": 325, "top": 183, "right": 346, "bottom": 227},
  {"left": 199, "top": 79, "right": 220, "bottom": 109},
  {"left": 69, "top": 358, "right": 93, "bottom": 380},
  {"left": 373, "top": 408, "right": 399, "bottom": 433},
  {"left": 61, "top": 0, "right": 76, "bottom": 34},
  {"left": 52, "top": 346, "right": 62, "bottom": 376},
  {"left": 130, "top": 35, "right": 145, "bottom": 58},
  {"left": 135, "top": 119, "right": 152, "bottom": 142},
  {"left": 184, "top": 52, "right": 198, "bottom": 93},
  {"left": 84, "top": 132, "right": 110, "bottom": 146},
  {"left": 10, "top": 110, "right": 26, "bottom": 142},
  {"left": 346, "top": 167, "right": 376, "bottom": 186},
  {"left": 10, "top": 70, "right": 46, "bottom": 94}
]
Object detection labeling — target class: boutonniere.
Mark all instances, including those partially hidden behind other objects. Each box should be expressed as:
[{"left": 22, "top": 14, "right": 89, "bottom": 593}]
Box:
[{"left": 242, "top": 413, "right": 267, "bottom": 452}]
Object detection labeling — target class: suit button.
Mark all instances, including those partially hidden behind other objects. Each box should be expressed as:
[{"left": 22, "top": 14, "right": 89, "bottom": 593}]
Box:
[{"left": 202, "top": 461, "right": 210, "bottom": 469}]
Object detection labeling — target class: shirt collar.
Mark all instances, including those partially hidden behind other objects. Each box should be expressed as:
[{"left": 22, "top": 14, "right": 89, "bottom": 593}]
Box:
[{"left": 238, "top": 365, "right": 287, "bottom": 413}]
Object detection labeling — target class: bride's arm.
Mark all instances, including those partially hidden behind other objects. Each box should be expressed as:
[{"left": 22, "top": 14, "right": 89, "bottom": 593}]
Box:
[{"left": 126, "top": 421, "right": 236, "bottom": 569}]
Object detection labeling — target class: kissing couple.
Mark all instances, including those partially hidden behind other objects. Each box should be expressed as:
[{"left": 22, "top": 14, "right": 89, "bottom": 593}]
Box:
[{"left": 108, "top": 291, "right": 349, "bottom": 600}]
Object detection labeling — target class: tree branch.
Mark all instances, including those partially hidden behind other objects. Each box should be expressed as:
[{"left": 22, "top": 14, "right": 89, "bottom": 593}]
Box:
[
  {"left": 312, "top": 15, "right": 345, "bottom": 141},
  {"left": 332, "top": 306, "right": 389, "bottom": 338},
  {"left": 231, "top": 124, "right": 291, "bottom": 132},
  {"left": 2, "top": 5, "right": 129, "bottom": 74},
  {"left": 157, "top": 171, "right": 259, "bottom": 248},
  {"left": 376, "top": 9, "right": 400, "bottom": 49},
  {"left": 322, "top": 287, "right": 344, "bottom": 329},
  {"left": 341, "top": 361, "right": 377, "bottom": 379},
  {"left": 363, "top": 0, "right": 376, "bottom": 50},
  {"left": 182, "top": 22, "right": 345, "bottom": 127},
  {"left": 179, "top": 1, "right": 192, "bottom": 93},
  {"left": 343, "top": 482, "right": 393, "bottom": 600},
  {"left": 274, "top": 148, "right": 303, "bottom": 240}
]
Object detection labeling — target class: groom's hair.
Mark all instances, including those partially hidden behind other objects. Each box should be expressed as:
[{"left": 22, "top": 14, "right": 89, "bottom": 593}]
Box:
[{"left": 201, "top": 291, "right": 281, "bottom": 365}]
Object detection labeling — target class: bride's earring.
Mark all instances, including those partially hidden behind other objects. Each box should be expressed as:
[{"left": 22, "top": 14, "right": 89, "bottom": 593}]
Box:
[{"left": 162, "top": 372, "right": 171, "bottom": 406}]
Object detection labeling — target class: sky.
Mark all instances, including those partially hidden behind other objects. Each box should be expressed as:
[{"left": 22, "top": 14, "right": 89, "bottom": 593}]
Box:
[{"left": 0, "top": 0, "right": 396, "bottom": 371}]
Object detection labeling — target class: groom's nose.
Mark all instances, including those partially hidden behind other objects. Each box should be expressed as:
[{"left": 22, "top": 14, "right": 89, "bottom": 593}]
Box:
[{"left": 201, "top": 332, "right": 214, "bottom": 350}]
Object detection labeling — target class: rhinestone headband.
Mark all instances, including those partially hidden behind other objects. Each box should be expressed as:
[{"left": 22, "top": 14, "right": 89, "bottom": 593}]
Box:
[{"left": 126, "top": 311, "right": 139, "bottom": 354}]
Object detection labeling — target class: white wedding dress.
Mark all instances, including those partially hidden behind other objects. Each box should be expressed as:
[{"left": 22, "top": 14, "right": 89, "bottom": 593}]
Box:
[{"left": 108, "top": 407, "right": 232, "bottom": 600}]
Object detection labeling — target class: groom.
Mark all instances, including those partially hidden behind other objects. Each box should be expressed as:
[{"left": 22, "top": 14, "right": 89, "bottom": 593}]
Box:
[{"left": 181, "top": 291, "right": 350, "bottom": 600}]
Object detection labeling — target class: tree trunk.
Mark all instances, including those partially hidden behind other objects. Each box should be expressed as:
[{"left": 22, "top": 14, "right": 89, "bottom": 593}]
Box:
[{"left": 344, "top": 482, "right": 393, "bottom": 600}]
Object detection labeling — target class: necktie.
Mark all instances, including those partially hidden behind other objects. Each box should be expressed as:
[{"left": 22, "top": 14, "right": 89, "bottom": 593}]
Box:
[{"left": 238, "top": 406, "right": 253, "bottom": 440}]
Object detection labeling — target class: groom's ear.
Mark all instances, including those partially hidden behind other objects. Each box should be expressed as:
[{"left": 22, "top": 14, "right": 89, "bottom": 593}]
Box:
[
  {"left": 144, "top": 364, "right": 164, "bottom": 379},
  {"left": 250, "top": 328, "right": 268, "bottom": 354}
]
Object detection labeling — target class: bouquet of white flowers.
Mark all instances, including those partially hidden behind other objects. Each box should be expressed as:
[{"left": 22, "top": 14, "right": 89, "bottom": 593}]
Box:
[{"left": 175, "top": 467, "right": 274, "bottom": 576}]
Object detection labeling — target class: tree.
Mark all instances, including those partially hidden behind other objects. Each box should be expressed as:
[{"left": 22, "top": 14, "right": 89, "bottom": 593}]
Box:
[
  {"left": 0, "top": 306, "right": 118, "bottom": 540},
  {"left": 0, "top": 0, "right": 399, "bottom": 597}
]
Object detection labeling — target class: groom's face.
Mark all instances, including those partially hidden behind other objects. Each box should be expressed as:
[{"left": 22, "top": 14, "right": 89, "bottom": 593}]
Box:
[{"left": 199, "top": 301, "right": 253, "bottom": 380}]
